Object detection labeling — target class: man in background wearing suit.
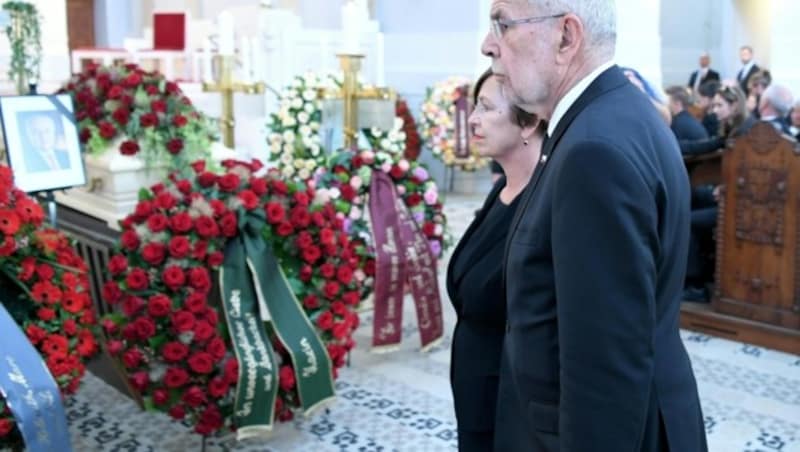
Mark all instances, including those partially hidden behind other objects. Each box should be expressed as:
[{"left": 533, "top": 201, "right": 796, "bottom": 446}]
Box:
[
  {"left": 481, "top": 0, "right": 707, "bottom": 450},
  {"left": 20, "top": 113, "right": 71, "bottom": 173},
  {"left": 737, "top": 45, "right": 760, "bottom": 96},
  {"left": 687, "top": 52, "right": 720, "bottom": 94},
  {"left": 666, "top": 85, "right": 709, "bottom": 141}
]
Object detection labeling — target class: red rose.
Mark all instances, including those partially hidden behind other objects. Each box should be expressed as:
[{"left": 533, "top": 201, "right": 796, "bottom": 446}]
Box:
[
  {"left": 271, "top": 180, "right": 288, "bottom": 195},
  {"left": 276, "top": 221, "right": 294, "bottom": 237},
  {"left": 175, "top": 179, "right": 192, "bottom": 194},
  {"left": 193, "top": 320, "right": 215, "bottom": 342},
  {"left": 122, "top": 348, "right": 144, "bottom": 368},
  {"left": 390, "top": 165, "right": 405, "bottom": 179},
  {"left": 279, "top": 365, "right": 296, "bottom": 391},
  {"left": 98, "top": 121, "right": 116, "bottom": 139},
  {"left": 125, "top": 268, "right": 150, "bottom": 291},
  {"left": 36, "top": 263, "right": 54, "bottom": 280},
  {"left": 208, "top": 376, "right": 229, "bottom": 398},
  {"left": 195, "top": 216, "right": 220, "bottom": 238},
  {"left": 108, "top": 254, "right": 128, "bottom": 275},
  {"left": 188, "top": 352, "right": 214, "bottom": 374},
  {"left": 147, "top": 213, "right": 169, "bottom": 233},
  {"left": 317, "top": 311, "right": 334, "bottom": 330},
  {"left": 323, "top": 281, "right": 341, "bottom": 299},
  {"left": 130, "top": 371, "right": 149, "bottom": 390},
  {"left": 340, "top": 184, "right": 356, "bottom": 201},
  {"left": 302, "top": 246, "right": 321, "bottom": 264},
  {"left": 336, "top": 266, "right": 353, "bottom": 285},
  {"left": 124, "top": 72, "right": 142, "bottom": 87},
  {"left": 107, "top": 85, "right": 124, "bottom": 99},
  {"left": 151, "top": 99, "right": 167, "bottom": 113},
  {"left": 406, "top": 193, "right": 422, "bottom": 207},
  {"left": 134, "top": 317, "right": 156, "bottom": 339},
  {"left": 147, "top": 294, "right": 172, "bottom": 317},
  {"left": 250, "top": 177, "right": 268, "bottom": 195},
  {"left": 185, "top": 292, "right": 207, "bottom": 313},
  {"left": 141, "top": 242, "right": 166, "bottom": 266},
  {"left": 102, "top": 281, "right": 122, "bottom": 303},
  {"left": 153, "top": 388, "right": 169, "bottom": 405},
  {"left": 164, "top": 367, "right": 189, "bottom": 388},
  {"left": 189, "top": 267, "right": 211, "bottom": 292},
  {"left": 342, "top": 291, "right": 359, "bottom": 306},
  {"left": 206, "top": 251, "right": 224, "bottom": 267},
  {"left": 364, "top": 259, "right": 376, "bottom": 276},
  {"left": 26, "top": 324, "right": 47, "bottom": 344},
  {"left": 236, "top": 190, "right": 259, "bottom": 211},
  {"left": 265, "top": 202, "right": 285, "bottom": 224},
  {"left": 332, "top": 321, "right": 350, "bottom": 340},
  {"left": 18, "top": 257, "right": 36, "bottom": 281},
  {"left": 171, "top": 310, "right": 195, "bottom": 332},
  {"left": 168, "top": 404, "right": 186, "bottom": 420},
  {"left": 112, "top": 107, "right": 129, "bottom": 126},
  {"left": 192, "top": 240, "right": 209, "bottom": 260},
  {"left": 168, "top": 236, "right": 190, "bottom": 258},
  {"left": 162, "top": 341, "right": 189, "bottom": 362},
  {"left": 156, "top": 192, "right": 178, "bottom": 210},
  {"left": 320, "top": 263, "right": 335, "bottom": 278},
  {"left": 224, "top": 357, "right": 238, "bottom": 384},
  {"left": 121, "top": 295, "right": 144, "bottom": 316},
  {"left": 320, "top": 228, "right": 335, "bottom": 246},
  {"left": 331, "top": 301, "right": 347, "bottom": 316},
  {"left": 220, "top": 212, "right": 238, "bottom": 237},
  {"left": 303, "top": 294, "right": 320, "bottom": 309},
  {"left": 172, "top": 114, "right": 188, "bottom": 127},
  {"left": 163, "top": 266, "right": 186, "bottom": 290},
  {"left": 216, "top": 173, "right": 240, "bottom": 192},
  {"left": 119, "top": 140, "right": 140, "bottom": 155},
  {"left": 170, "top": 212, "right": 193, "bottom": 233},
  {"left": 140, "top": 112, "right": 158, "bottom": 127},
  {"left": 166, "top": 138, "right": 183, "bottom": 155},
  {"left": 209, "top": 199, "right": 227, "bottom": 217},
  {"left": 206, "top": 337, "right": 226, "bottom": 360},
  {"left": 311, "top": 212, "right": 326, "bottom": 227},
  {"left": 106, "top": 339, "right": 123, "bottom": 355},
  {"left": 134, "top": 200, "right": 154, "bottom": 219},
  {"left": 289, "top": 207, "right": 311, "bottom": 228},
  {"left": 120, "top": 230, "right": 140, "bottom": 251},
  {"left": 37, "top": 307, "right": 56, "bottom": 321},
  {"left": 196, "top": 172, "right": 217, "bottom": 188},
  {"left": 196, "top": 405, "right": 223, "bottom": 435},
  {"left": 299, "top": 265, "right": 313, "bottom": 282}
]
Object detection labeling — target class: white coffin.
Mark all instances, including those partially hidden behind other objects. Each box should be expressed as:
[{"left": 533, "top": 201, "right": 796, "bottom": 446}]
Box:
[{"left": 55, "top": 142, "right": 238, "bottom": 230}]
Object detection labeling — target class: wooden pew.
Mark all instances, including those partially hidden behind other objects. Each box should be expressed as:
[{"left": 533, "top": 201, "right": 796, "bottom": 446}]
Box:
[{"left": 681, "top": 122, "right": 800, "bottom": 354}]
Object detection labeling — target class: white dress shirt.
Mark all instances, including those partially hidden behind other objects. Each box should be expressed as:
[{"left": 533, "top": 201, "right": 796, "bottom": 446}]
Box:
[{"left": 547, "top": 60, "right": 615, "bottom": 137}]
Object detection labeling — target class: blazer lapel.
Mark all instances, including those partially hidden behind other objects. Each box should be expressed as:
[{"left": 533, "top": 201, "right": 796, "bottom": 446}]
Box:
[
  {"left": 447, "top": 176, "right": 505, "bottom": 305},
  {"left": 503, "top": 65, "right": 630, "bottom": 270}
]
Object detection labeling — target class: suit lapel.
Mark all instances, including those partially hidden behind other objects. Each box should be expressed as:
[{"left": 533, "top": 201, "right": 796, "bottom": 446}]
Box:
[{"left": 503, "top": 65, "right": 630, "bottom": 270}]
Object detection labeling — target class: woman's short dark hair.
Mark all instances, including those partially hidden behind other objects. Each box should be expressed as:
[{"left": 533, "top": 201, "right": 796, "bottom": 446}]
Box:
[{"left": 472, "top": 68, "right": 538, "bottom": 129}]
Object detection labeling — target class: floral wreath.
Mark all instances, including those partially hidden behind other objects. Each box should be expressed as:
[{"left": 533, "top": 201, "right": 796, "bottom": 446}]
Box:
[
  {"left": 101, "top": 160, "right": 363, "bottom": 435},
  {"left": 60, "top": 63, "right": 215, "bottom": 171},
  {"left": 0, "top": 166, "right": 98, "bottom": 446},
  {"left": 266, "top": 72, "right": 408, "bottom": 179},
  {"left": 396, "top": 97, "right": 422, "bottom": 161},
  {"left": 420, "top": 76, "right": 487, "bottom": 170}
]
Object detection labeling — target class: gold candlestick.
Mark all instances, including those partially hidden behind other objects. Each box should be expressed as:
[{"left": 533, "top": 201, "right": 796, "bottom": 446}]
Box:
[
  {"left": 202, "top": 55, "right": 266, "bottom": 148},
  {"left": 332, "top": 53, "right": 396, "bottom": 150}
]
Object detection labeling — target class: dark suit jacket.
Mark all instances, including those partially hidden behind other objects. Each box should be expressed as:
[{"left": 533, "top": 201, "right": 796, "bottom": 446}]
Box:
[
  {"left": 687, "top": 69, "right": 720, "bottom": 89},
  {"left": 737, "top": 64, "right": 760, "bottom": 95},
  {"left": 502, "top": 66, "right": 707, "bottom": 452},
  {"left": 671, "top": 110, "right": 709, "bottom": 141},
  {"left": 23, "top": 147, "right": 70, "bottom": 173},
  {"left": 447, "top": 177, "right": 525, "bottom": 449}
]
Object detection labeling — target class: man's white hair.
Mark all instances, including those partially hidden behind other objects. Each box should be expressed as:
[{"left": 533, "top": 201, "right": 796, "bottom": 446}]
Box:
[
  {"left": 528, "top": 0, "right": 616, "bottom": 57},
  {"left": 762, "top": 84, "right": 794, "bottom": 117}
]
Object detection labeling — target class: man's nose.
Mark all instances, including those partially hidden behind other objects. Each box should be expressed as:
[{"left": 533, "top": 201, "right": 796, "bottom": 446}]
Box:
[{"left": 481, "top": 32, "right": 497, "bottom": 58}]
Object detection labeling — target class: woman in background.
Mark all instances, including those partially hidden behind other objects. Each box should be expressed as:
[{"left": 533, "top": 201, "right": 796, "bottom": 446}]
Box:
[{"left": 447, "top": 68, "right": 543, "bottom": 451}]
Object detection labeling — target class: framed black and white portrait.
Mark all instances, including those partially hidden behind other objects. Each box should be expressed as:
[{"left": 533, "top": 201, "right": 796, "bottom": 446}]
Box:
[{"left": 0, "top": 94, "right": 86, "bottom": 193}]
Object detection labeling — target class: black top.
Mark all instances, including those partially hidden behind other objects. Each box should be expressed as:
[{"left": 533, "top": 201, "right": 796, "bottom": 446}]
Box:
[
  {"left": 446, "top": 178, "right": 520, "bottom": 435},
  {"left": 671, "top": 110, "right": 709, "bottom": 141}
]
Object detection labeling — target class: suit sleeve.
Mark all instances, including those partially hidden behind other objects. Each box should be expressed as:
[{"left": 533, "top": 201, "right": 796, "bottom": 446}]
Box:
[{"left": 551, "top": 140, "right": 658, "bottom": 451}]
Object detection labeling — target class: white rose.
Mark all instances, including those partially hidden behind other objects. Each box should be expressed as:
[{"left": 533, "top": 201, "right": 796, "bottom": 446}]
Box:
[
  {"left": 380, "top": 138, "right": 391, "bottom": 149},
  {"left": 314, "top": 188, "right": 331, "bottom": 204},
  {"left": 396, "top": 185, "right": 406, "bottom": 195},
  {"left": 282, "top": 143, "right": 294, "bottom": 154},
  {"left": 283, "top": 116, "right": 297, "bottom": 127},
  {"left": 270, "top": 142, "right": 282, "bottom": 154},
  {"left": 349, "top": 206, "right": 362, "bottom": 219},
  {"left": 282, "top": 166, "right": 295, "bottom": 177},
  {"left": 268, "top": 133, "right": 282, "bottom": 144},
  {"left": 302, "top": 89, "right": 316, "bottom": 101},
  {"left": 304, "top": 103, "right": 316, "bottom": 113},
  {"left": 329, "top": 187, "right": 341, "bottom": 199},
  {"left": 398, "top": 159, "right": 410, "bottom": 171},
  {"left": 291, "top": 98, "right": 303, "bottom": 109},
  {"left": 350, "top": 175, "right": 363, "bottom": 189},
  {"left": 299, "top": 125, "right": 312, "bottom": 137},
  {"left": 310, "top": 121, "right": 320, "bottom": 131},
  {"left": 291, "top": 77, "right": 303, "bottom": 88},
  {"left": 310, "top": 145, "right": 320, "bottom": 156},
  {"left": 434, "top": 224, "right": 443, "bottom": 236},
  {"left": 298, "top": 112, "right": 310, "bottom": 124},
  {"left": 294, "top": 159, "right": 305, "bottom": 169},
  {"left": 298, "top": 168, "right": 311, "bottom": 180},
  {"left": 393, "top": 117, "right": 404, "bottom": 130},
  {"left": 280, "top": 153, "right": 294, "bottom": 165},
  {"left": 282, "top": 130, "right": 295, "bottom": 143},
  {"left": 305, "top": 159, "right": 317, "bottom": 170}
]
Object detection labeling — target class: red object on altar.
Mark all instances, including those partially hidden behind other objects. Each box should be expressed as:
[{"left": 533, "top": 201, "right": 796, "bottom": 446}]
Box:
[{"left": 153, "top": 13, "right": 186, "bottom": 50}]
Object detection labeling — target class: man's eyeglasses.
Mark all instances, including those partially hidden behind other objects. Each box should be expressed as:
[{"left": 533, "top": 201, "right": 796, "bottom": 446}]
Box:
[{"left": 491, "top": 13, "right": 566, "bottom": 38}]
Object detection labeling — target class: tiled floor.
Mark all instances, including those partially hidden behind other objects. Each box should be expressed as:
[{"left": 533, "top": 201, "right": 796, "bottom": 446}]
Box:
[{"left": 65, "top": 194, "right": 800, "bottom": 452}]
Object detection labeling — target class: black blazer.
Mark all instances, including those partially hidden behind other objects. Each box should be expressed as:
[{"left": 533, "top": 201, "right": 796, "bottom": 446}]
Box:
[
  {"left": 671, "top": 110, "right": 709, "bottom": 141},
  {"left": 738, "top": 64, "right": 760, "bottom": 95},
  {"left": 447, "top": 178, "right": 522, "bottom": 445},
  {"left": 687, "top": 69, "right": 720, "bottom": 89},
  {"left": 502, "top": 66, "right": 707, "bottom": 452}
]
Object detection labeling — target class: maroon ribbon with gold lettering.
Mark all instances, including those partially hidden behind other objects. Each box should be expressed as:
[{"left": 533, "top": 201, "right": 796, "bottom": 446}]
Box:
[
  {"left": 368, "top": 171, "right": 444, "bottom": 352},
  {"left": 453, "top": 84, "right": 471, "bottom": 159}
]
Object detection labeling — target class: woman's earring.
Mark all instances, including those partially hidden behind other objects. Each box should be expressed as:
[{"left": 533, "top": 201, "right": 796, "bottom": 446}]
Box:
[{"left": 523, "top": 139, "right": 529, "bottom": 146}]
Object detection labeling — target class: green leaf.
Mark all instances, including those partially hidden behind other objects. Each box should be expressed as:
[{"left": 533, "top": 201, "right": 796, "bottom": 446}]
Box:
[
  {"left": 138, "top": 187, "right": 154, "bottom": 201},
  {"left": 148, "top": 333, "right": 168, "bottom": 351}
]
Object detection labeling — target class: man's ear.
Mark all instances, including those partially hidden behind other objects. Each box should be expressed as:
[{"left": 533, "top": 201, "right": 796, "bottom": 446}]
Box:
[{"left": 555, "top": 14, "right": 585, "bottom": 64}]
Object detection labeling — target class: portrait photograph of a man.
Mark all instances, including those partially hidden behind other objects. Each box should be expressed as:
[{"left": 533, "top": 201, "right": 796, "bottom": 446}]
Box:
[{"left": 0, "top": 94, "right": 85, "bottom": 193}]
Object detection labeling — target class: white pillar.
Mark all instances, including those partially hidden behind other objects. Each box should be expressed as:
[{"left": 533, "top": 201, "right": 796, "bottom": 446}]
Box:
[
  {"left": 768, "top": 0, "right": 800, "bottom": 96},
  {"left": 615, "top": 0, "right": 663, "bottom": 89}
]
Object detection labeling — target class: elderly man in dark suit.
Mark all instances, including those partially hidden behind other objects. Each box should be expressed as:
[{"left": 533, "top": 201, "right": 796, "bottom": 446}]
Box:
[
  {"left": 687, "top": 52, "right": 720, "bottom": 94},
  {"left": 481, "top": 0, "right": 707, "bottom": 450}
]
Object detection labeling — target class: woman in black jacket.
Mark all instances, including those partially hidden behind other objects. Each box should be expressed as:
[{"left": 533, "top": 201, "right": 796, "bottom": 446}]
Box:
[{"left": 446, "top": 68, "right": 543, "bottom": 451}]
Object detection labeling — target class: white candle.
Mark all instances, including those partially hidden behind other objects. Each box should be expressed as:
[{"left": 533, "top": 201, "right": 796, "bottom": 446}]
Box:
[
  {"left": 203, "top": 37, "right": 213, "bottom": 82},
  {"left": 376, "top": 33, "right": 385, "bottom": 86},
  {"left": 240, "top": 35, "right": 251, "bottom": 82},
  {"left": 341, "top": 1, "right": 360, "bottom": 54},
  {"left": 218, "top": 11, "right": 235, "bottom": 56}
]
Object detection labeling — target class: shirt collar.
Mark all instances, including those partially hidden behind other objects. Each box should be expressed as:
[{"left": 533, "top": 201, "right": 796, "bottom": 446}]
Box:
[
  {"left": 742, "top": 60, "right": 755, "bottom": 74},
  {"left": 547, "top": 60, "right": 614, "bottom": 137}
]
